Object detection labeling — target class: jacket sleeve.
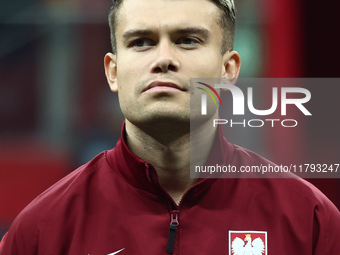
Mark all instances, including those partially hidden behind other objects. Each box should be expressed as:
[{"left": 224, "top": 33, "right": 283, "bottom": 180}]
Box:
[
  {"left": 313, "top": 194, "right": 340, "bottom": 254},
  {"left": 0, "top": 210, "right": 39, "bottom": 255},
  {"left": 0, "top": 233, "right": 7, "bottom": 248}
]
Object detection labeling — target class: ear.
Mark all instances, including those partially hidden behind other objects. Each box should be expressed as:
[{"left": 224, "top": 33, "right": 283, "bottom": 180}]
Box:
[
  {"left": 221, "top": 51, "right": 241, "bottom": 86},
  {"left": 104, "top": 53, "right": 118, "bottom": 92}
]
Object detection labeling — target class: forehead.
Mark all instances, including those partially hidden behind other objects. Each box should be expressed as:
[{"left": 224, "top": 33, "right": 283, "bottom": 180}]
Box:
[{"left": 115, "top": 0, "right": 221, "bottom": 36}]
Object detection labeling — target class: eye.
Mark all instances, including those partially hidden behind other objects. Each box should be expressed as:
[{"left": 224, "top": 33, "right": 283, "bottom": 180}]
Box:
[
  {"left": 176, "top": 37, "right": 200, "bottom": 49},
  {"left": 130, "top": 38, "right": 154, "bottom": 50},
  {"left": 181, "top": 38, "right": 196, "bottom": 44}
]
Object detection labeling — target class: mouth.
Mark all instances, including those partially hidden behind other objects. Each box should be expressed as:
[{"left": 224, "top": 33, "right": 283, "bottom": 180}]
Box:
[{"left": 143, "top": 81, "right": 185, "bottom": 93}]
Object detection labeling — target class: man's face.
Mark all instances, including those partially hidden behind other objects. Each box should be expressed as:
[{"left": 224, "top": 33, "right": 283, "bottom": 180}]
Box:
[{"left": 105, "top": 0, "right": 239, "bottom": 127}]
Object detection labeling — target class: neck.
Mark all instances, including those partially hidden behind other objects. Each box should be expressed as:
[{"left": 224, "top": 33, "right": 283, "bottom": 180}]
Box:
[{"left": 125, "top": 114, "right": 218, "bottom": 205}]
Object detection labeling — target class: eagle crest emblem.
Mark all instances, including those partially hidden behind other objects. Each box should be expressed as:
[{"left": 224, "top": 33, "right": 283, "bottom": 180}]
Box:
[{"left": 229, "top": 231, "right": 267, "bottom": 255}]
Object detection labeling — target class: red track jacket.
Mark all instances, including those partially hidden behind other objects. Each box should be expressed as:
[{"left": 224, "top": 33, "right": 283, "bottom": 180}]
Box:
[{"left": 0, "top": 126, "right": 339, "bottom": 254}]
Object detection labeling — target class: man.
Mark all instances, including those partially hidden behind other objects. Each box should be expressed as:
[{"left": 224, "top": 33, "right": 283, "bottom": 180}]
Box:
[{"left": 0, "top": 0, "right": 339, "bottom": 254}]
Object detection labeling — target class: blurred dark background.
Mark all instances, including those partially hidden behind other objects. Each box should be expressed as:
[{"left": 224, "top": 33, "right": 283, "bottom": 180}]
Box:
[{"left": 0, "top": 0, "right": 339, "bottom": 237}]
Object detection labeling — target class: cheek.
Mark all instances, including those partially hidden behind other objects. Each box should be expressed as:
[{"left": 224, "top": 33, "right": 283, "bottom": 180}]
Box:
[
  {"left": 189, "top": 54, "right": 223, "bottom": 77},
  {"left": 115, "top": 63, "right": 140, "bottom": 109},
  {"left": 116, "top": 56, "right": 146, "bottom": 84},
  {"left": 116, "top": 62, "right": 134, "bottom": 90}
]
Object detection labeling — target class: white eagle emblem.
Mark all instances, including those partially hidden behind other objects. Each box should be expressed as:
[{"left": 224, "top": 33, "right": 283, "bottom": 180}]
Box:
[{"left": 231, "top": 234, "right": 265, "bottom": 255}]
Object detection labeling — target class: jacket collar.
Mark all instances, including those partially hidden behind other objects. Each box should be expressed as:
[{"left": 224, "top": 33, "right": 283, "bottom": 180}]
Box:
[{"left": 106, "top": 122, "right": 235, "bottom": 196}]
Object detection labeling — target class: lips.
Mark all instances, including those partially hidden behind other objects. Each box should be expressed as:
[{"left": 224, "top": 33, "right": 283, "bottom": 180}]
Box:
[{"left": 143, "top": 81, "right": 185, "bottom": 93}]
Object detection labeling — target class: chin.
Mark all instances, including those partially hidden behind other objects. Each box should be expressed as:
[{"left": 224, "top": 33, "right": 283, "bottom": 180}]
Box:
[
  {"left": 145, "top": 112, "right": 189, "bottom": 124},
  {"left": 128, "top": 110, "right": 190, "bottom": 132}
]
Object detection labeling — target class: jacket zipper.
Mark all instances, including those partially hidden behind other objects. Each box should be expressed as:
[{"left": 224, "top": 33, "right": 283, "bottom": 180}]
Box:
[
  {"left": 166, "top": 210, "right": 179, "bottom": 254},
  {"left": 165, "top": 178, "right": 211, "bottom": 254},
  {"left": 164, "top": 180, "right": 210, "bottom": 254},
  {"left": 144, "top": 163, "right": 209, "bottom": 254}
]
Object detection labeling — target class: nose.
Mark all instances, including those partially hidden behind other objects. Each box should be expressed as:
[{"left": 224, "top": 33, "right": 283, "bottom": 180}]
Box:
[{"left": 150, "top": 40, "right": 180, "bottom": 73}]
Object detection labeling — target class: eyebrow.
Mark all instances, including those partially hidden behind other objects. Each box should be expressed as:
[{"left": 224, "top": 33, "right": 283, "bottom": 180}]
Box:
[
  {"left": 122, "top": 29, "right": 154, "bottom": 41},
  {"left": 175, "top": 27, "right": 211, "bottom": 38},
  {"left": 122, "top": 27, "right": 211, "bottom": 41}
]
